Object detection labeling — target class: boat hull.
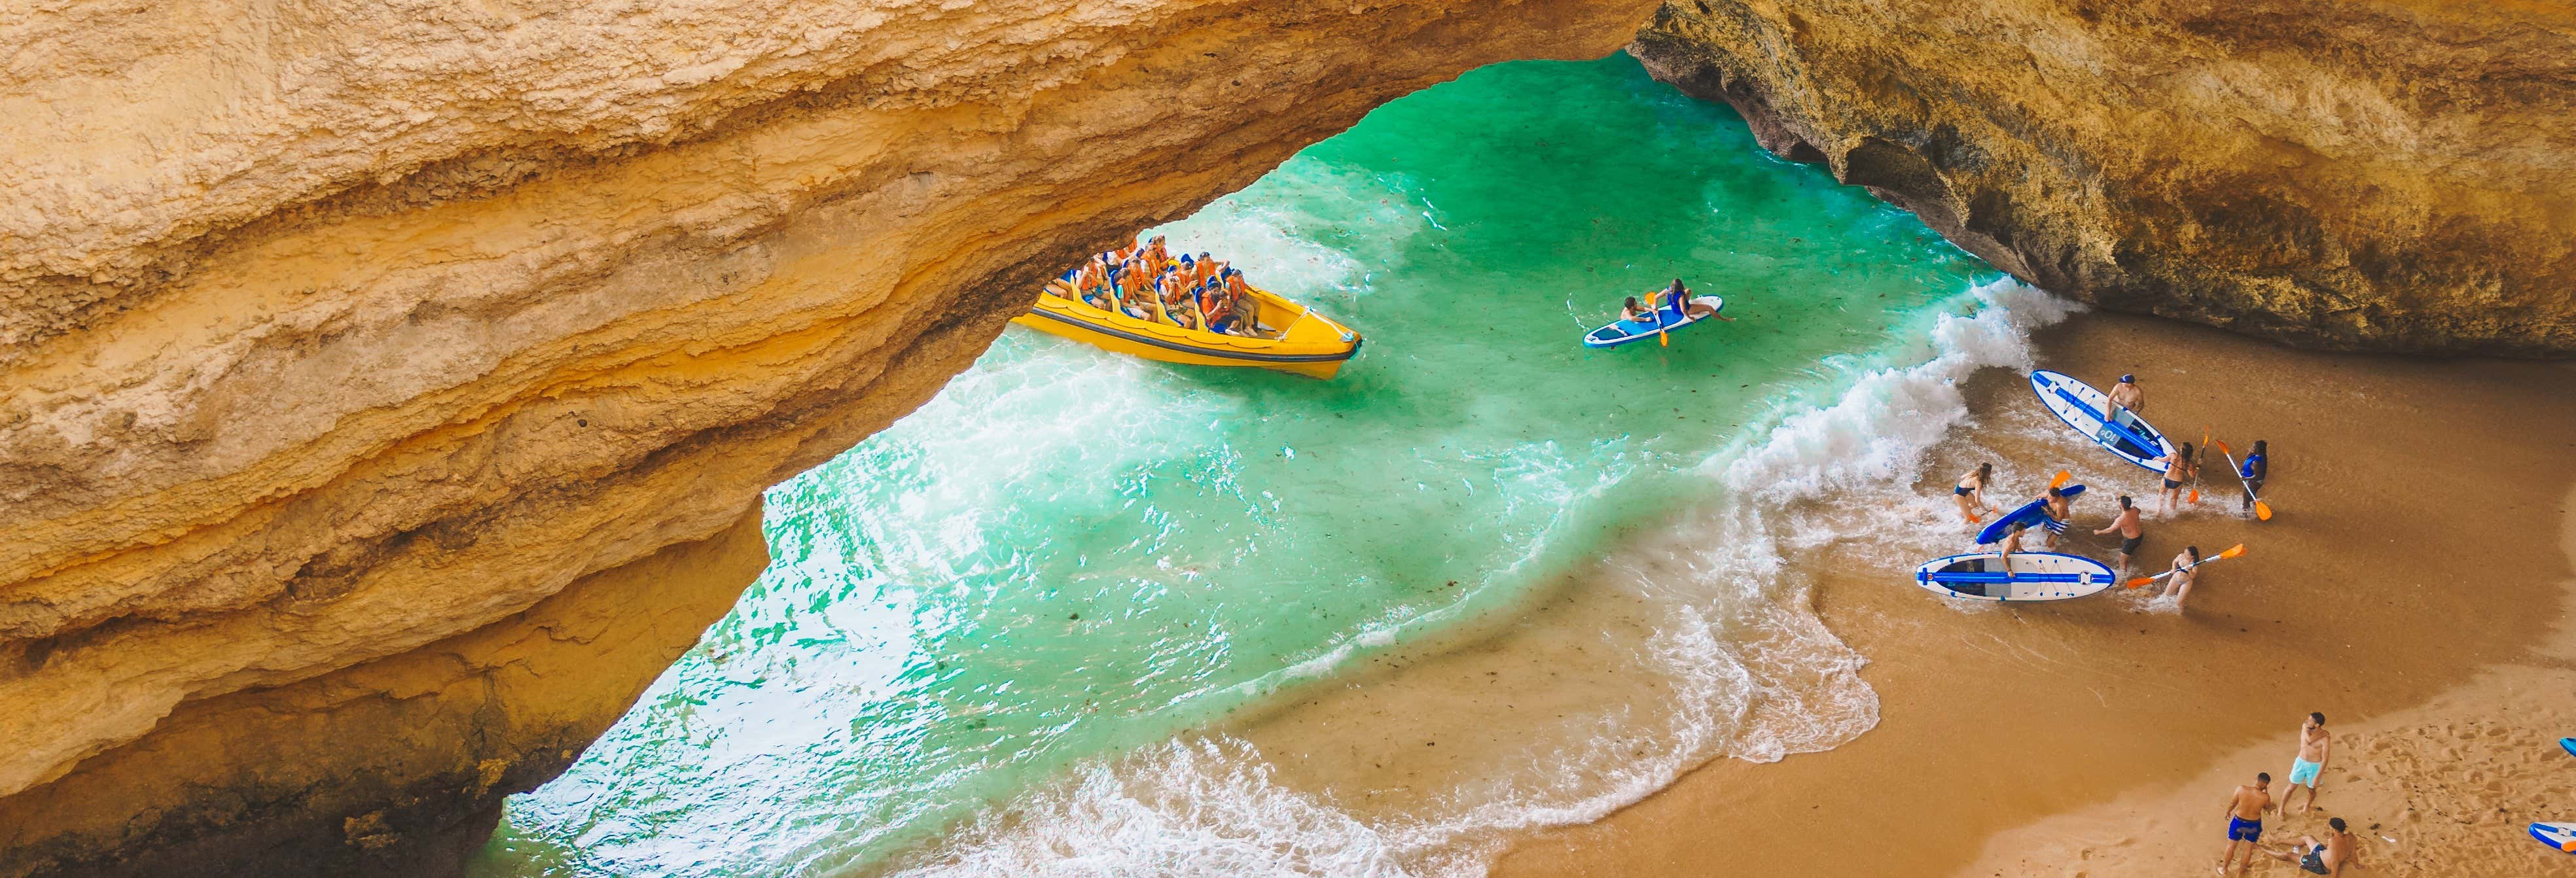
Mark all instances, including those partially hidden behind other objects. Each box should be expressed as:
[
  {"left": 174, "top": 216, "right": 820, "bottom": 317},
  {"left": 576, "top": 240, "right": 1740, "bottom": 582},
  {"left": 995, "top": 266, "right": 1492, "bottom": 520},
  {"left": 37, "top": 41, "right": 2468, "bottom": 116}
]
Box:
[{"left": 1012, "top": 287, "right": 1361, "bottom": 379}]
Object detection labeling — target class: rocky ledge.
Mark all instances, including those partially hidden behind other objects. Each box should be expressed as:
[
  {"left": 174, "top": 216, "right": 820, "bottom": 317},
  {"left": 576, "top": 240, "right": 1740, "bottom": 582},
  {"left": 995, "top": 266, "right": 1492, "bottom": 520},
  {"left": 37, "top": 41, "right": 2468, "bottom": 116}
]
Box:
[
  {"left": 1634, "top": 0, "right": 2576, "bottom": 354},
  {"left": 0, "top": 0, "right": 1657, "bottom": 873}
]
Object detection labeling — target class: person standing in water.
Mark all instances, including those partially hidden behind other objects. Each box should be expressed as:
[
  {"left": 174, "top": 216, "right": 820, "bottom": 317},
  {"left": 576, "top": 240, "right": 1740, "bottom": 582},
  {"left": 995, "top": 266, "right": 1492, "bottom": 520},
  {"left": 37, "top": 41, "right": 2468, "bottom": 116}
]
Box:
[
  {"left": 2219, "top": 771, "right": 2275, "bottom": 876},
  {"left": 2040, "top": 485, "right": 2076, "bottom": 549},
  {"left": 1953, "top": 463, "right": 2001, "bottom": 523},
  {"left": 2157, "top": 442, "right": 2198, "bottom": 516},
  {"left": 1998, "top": 523, "right": 2029, "bottom": 578},
  {"left": 2166, "top": 545, "right": 2204, "bottom": 610},
  {"left": 2240, "top": 440, "right": 2269, "bottom": 512},
  {"left": 2092, "top": 495, "right": 2143, "bottom": 578},
  {"left": 2283, "top": 712, "right": 2331, "bottom": 815}
]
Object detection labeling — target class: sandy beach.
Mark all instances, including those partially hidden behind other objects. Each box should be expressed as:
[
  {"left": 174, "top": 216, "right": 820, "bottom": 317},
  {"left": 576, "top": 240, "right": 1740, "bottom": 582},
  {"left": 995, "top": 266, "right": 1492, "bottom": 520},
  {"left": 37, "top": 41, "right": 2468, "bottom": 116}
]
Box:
[{"left": 1487, "top": 311, "right": 2576, "bottom": 877}]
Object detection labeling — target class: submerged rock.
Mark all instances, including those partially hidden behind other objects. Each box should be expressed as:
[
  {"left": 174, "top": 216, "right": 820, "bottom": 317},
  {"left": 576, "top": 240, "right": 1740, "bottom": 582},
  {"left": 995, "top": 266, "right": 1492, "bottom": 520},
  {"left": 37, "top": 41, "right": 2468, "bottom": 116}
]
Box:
[{"left": 1632, "top": 0, "right": 2576, "bottom": 354}]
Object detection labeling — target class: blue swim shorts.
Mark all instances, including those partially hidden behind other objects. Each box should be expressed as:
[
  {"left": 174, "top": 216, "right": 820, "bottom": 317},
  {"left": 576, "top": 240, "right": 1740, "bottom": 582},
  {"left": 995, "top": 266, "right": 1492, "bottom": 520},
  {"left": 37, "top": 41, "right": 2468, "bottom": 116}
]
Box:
[{"left": 2227, "top": 816, "right": 2263, "bottom": 843}]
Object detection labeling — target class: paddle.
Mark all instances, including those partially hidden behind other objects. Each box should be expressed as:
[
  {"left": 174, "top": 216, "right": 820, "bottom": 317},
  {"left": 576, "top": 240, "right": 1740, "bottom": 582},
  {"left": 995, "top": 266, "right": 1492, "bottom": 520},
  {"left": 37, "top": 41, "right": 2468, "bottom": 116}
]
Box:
[
  {"left": 2126, "top": 543, "right": 2246, "bottom": 589},
  {"left": 2214, "top": 440, "right": 2275, "bottom": 521}
]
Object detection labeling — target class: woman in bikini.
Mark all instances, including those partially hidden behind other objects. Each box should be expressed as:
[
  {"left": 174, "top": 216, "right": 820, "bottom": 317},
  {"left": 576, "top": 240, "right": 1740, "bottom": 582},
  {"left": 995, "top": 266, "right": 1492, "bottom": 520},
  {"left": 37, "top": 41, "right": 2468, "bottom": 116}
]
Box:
[
  {"left": 1952, "top": 462, "right": 1999, "bottom": 523},
  {"left": 2156, "top": 442, "right": 2196, "bottom": 516}
]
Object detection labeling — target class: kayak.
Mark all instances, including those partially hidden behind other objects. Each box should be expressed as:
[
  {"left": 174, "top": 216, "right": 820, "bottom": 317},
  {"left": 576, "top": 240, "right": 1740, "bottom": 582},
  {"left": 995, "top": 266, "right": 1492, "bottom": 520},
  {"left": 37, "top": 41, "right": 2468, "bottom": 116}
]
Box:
[
  {"left": 1975, "top": 484, "right": 2086, "bottom": 545},
  {"left": 2031, "top": 370, "right": 2177, "bottom": 472},
  {"left": 1014, "top": 285, "right": 1361, "bottom": 379},
  {"left": 2533, "top": 822, "right": 2576, "bottom": 853},
  {"left": 1582, "top": 296, "right": 1726, "bottom": 349},
  {"left": 1914, "top": 552, "right": 2117, "bottom": 602}
]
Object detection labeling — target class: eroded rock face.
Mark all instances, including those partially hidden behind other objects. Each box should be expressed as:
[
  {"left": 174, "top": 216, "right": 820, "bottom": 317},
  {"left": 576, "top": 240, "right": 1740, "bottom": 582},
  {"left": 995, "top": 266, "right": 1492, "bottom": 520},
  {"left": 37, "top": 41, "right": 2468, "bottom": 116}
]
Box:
[
  {"left": 1633, "top": 0, "right": 2576, "bottom": 354},
  {"left": 0, "top": 0, "right": 1658, "bottom": 872}
]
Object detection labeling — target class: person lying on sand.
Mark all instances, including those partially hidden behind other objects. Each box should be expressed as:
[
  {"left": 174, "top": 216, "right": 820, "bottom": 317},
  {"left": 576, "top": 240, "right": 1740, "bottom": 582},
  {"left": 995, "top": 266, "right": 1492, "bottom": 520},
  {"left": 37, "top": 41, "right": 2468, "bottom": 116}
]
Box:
[
  {"left": 2260, "top": 817, "right": 2359, "bottom": 875},
  {"left": 2092, "top": 495, "right": 2143, "bottom": 578},
  {"left": 2285, "top": 712, "right": 2331, "bottom": 815},
  {"left": 2167, "top": 545, "right": 2204, "bottom": 610},
  {"left": 2219, "top": 771, "right": 2275, "bottom": 876}
]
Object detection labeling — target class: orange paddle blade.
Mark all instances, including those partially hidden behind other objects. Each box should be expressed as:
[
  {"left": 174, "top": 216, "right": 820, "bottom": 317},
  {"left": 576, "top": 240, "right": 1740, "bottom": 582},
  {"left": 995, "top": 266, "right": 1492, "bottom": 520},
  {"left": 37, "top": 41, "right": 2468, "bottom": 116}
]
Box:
[
  {"left": 2255, "top": 500, "right": 2274, "bottom": 521},
  {"left": 2124, "top": 576, "right": 2156, "bottom": 589},
  {"left": 2213, "top": 439, "right": 2233, "bottom": 457},
  {"left": 2217, "top": 543, "right": 2247, "bottom": 559},
  {"left": 2048, "top": 470, "right": 2071, "bottom": 489}
]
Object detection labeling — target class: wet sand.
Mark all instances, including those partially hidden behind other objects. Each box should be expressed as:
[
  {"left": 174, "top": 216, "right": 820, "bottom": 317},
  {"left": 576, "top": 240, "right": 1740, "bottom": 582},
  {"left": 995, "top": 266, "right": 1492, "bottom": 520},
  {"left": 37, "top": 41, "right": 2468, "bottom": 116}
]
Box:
[{"left": 1488, "top": 312, "right": 2576, "bottom": 876}]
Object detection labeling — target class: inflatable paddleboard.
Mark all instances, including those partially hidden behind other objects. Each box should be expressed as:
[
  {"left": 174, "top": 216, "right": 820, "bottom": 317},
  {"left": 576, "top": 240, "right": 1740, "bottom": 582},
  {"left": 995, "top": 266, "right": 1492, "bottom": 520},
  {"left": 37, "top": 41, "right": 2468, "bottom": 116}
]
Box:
[
  {"left": 1583, "top": 296, "right": 1726, "bottom": 349},
  {"left": 2533, "top": 822, "right": 2576, "bottom": 853},
  {"left": 1914, "top": 552, "right": 2117, "bottom": 602},
  {"left": 1975, "top": 484, "right": 2085, "bottom": 545},
  {"left": 2031, "top": 370, "right": 2177, "bottom": 472},
  {"left": 2562, "top": 737, "right": 2575, "bottom": 759}
]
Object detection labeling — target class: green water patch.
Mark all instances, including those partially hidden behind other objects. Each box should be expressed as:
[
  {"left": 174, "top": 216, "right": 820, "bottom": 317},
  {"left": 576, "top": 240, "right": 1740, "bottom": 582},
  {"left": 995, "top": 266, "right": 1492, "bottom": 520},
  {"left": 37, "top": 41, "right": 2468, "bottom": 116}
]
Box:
[{"left": 474, "top": 54, "right": 1992, "bottom": 877}]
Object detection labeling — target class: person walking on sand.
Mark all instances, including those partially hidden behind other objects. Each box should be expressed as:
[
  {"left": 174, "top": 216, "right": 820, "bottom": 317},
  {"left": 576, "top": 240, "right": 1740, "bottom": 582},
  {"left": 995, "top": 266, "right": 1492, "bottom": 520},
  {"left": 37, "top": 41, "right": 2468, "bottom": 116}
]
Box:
[
  {"left": 2261, "top": 817, "right": 2360, "bottom": 875},
  {"left": 2157, "top": 442, "right": 2198, "bottom": 516},
  {"left": 1953, "top": 463, "right": 2001, "bottom": 524},
  {"left": 2219, "top": 771, "right": 2275, "bottom": 876},
  {"left": 2285, "top": 712, "right": 2331, "bottom": 814},
  {"left": 2092, "top": 495, "right": 2143, "bottom": 578},
  {"left": 2166, "top": 545, "right": 2204, "bottom": 610},
  {"left": 2240, "top": 440, "right": 2269, "bottom": 513}
]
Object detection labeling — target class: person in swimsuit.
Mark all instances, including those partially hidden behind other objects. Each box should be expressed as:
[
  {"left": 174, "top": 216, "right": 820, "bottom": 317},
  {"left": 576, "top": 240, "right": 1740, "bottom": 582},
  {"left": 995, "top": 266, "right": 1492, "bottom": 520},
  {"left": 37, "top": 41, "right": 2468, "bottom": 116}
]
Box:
[
  {"left": 2284, "top": 712, "right": 2331, "bottom": 814},
  {"left": 2157, "top": 442, "right": 2197, "bottom": 516},
  {"left": 2040, "top": 485, "right": 2075, "bottom": 550},
  {"left": 1952, "top": 463, "right": 1999, "bottom": 523},
  {"left": 1998, "top": 523, "right": 2028, "bottom": 578},
  {"left": 1620, "top": 296, "right": 1655, "bottom": 324},
  {"left": 2240, "top": 440, "right": 2268, "bottom": 512},
  {"left": 2219, "top": 771, "right": 2275, "bottom": 875},
  {"left": 2107, "top": 373, "right": 2144, "bottom": 415},
  {"left": 2260, "top": 817, "right": 2358, "bottom": 875},
  {"left": 2092, "top": 495, "right": 2144, "bottom": 578},
  {"left": 2166, "top": 545, "right": 2203, "bottom": 610}
]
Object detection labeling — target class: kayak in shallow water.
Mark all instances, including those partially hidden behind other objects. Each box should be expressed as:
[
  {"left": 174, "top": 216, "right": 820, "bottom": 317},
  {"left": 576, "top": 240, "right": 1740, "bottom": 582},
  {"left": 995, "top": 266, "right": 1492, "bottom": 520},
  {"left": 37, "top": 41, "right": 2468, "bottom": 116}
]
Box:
[
  {"left": 1914, "top": 551, "right": 2117, "bottom": 602},
  {"left": 2031, "top": 370, "right": 2177, "bottom": 472},
  {"left": 1582, "top": 296, "right": 1726, "bottom": 348}
]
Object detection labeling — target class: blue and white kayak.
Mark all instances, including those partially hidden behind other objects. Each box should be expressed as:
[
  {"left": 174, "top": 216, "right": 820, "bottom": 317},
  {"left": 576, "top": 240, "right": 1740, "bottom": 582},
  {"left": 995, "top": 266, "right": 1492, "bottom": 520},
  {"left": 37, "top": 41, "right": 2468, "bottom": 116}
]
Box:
[
  {"left": 2561, "top": 737, "right": 2575, "bottom": 759},
  {"left": 2032, "top": 370, "right": 2176, "bottom": 472},
  {"left": 1975, "top": 484, "right": 2085, "bottom": 545},
  {"left": 2532, "top": 822, "right": 2575, "bottom": 853},
  {"left": 1582, "top": 296, "right": 1725, "bottom": 349},
  {"left": 1914, "top": 551, "right": 2117, "bottom": 602}
]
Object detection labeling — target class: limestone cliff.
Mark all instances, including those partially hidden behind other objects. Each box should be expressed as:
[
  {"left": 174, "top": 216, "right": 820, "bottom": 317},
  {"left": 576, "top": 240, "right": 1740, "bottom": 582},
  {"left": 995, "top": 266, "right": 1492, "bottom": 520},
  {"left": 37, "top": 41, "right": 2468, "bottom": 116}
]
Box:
[
  {"left": 0, "top": 0, "right": 1659, "bottom": 873},
  {"left": 1634, "top": 0, "right": 2576, "bottom": 354}
]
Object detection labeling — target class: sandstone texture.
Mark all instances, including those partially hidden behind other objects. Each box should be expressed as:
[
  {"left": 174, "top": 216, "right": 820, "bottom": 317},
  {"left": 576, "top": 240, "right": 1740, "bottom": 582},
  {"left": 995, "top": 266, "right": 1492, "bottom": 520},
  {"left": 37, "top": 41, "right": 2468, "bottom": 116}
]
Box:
[
  {"left": 1634, "top": 0, "right": 2576, "bottom": 354},
  {"left": 0, "top": 0, "right": 1658, "bottom": 873}
]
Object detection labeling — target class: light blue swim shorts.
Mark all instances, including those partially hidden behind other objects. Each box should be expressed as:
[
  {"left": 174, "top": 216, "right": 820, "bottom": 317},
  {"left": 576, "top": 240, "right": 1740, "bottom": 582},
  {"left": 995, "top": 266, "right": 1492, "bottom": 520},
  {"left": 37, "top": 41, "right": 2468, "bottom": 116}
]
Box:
[{"left": 2287, "top": 758, "right": 2321, "bottom": 786}]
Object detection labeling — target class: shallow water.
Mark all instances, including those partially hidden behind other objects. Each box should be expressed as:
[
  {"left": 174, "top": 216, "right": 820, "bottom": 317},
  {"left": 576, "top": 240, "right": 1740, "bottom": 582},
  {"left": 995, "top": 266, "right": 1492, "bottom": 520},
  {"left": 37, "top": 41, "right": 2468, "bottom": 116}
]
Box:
[{"left": 473, "top": 55, "right": 2013, "bottom": 877}]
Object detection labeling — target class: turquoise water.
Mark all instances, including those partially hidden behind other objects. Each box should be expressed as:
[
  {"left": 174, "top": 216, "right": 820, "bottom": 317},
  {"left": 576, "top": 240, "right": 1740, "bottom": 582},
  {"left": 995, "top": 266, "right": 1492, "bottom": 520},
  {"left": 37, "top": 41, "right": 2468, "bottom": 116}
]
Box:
[{"left": 476, "top": 55, "right": 1994, "bottom": 876}]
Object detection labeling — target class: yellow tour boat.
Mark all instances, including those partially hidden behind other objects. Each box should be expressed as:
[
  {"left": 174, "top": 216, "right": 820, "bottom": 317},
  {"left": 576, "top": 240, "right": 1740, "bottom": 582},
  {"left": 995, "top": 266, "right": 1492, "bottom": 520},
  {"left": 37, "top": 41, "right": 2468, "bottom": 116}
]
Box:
[{"left": 1011, "top": 285, "right": 1363, "bottom": 379}]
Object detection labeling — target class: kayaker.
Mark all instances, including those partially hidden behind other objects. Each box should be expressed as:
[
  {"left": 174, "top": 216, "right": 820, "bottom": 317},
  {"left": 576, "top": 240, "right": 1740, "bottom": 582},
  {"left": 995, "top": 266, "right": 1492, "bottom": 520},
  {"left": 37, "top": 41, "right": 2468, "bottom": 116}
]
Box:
[
  {"left": 1952, "top": 462, "right": 2000, "bottom": 524},
  {"left": 2156, "top": 442, "right": 2197, "bottom": 516},
  {"left": 2107, "top": 373, "right": 2144, "bottom": 413},
  {"left": 2239, "top": 440, "right": 2268, "bottom": 512}
]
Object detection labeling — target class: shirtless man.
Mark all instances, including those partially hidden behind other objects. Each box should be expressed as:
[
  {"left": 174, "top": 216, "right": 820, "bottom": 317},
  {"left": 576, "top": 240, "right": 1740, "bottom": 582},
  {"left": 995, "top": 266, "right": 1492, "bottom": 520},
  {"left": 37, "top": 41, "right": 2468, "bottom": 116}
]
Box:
[
  {"left": 1998, "top": 523, "right": 2029, "bottom": 578},
  {"left": 2262, "top": 817, "right": 2360, "bottom": 875},
  {"left": 2040, "top": 485, "right": 2076, "bottom": 549},
  {"left": 1953, "top": 463, "right": 2001, "bottom": 524},
  {"left": 2219, "top": 772, "right": 2275, "bottom": 875},
  {"left": 2167, "top": 546, "right": 2204, "bottom": 610},
  {"left": 2285, "top": 712, "right": 2332, "bottom": 814},
  {"left": 2092, "top": 495, "right": 2144, "bottom": 578},
  {"left": 2107, "top": 373, "right": 2144, "bottom": 414}
]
